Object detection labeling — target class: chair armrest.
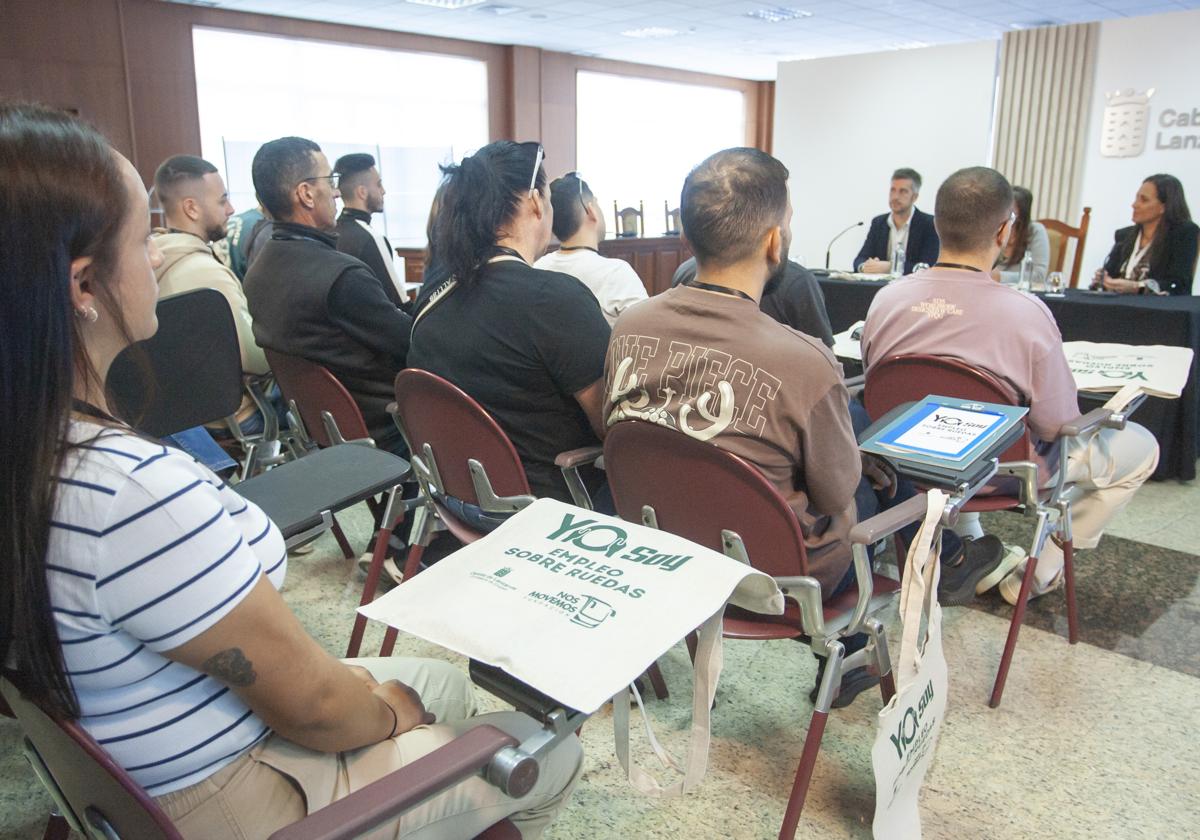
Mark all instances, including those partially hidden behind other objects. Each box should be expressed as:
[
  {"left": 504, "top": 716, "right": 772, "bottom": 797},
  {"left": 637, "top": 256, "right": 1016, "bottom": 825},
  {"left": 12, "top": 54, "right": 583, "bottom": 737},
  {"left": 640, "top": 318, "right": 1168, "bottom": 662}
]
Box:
[
  {"left": 554, "top": 446, "right": 604, "bottom": 470},
  {"left": 268, "top": 725, "right": 519, "bottom": 840},
  {"left": 1058, "top": 407, "right": 1115, "bottom": 438},
  {"left": 848, "top": 494, "right": 927, "bottom": 545}
]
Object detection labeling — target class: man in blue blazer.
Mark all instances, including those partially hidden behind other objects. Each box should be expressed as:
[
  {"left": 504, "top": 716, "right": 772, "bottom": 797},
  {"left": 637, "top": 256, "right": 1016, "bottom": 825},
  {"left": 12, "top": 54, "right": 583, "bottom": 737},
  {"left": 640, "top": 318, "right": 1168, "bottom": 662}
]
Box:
[{"left": 853, "top": 168, "right": 940, "bottom": 273}]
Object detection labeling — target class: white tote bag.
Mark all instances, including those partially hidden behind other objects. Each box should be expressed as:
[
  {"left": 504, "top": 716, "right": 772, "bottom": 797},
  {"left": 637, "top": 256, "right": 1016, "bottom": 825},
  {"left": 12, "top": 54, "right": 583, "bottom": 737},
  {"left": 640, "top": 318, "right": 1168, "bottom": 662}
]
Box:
[
  {"left": 359, "top": 498, "right": 782, "bottom": 794},
  {"left": 871, "top": 490, "right": 949, "bottom": 840}
]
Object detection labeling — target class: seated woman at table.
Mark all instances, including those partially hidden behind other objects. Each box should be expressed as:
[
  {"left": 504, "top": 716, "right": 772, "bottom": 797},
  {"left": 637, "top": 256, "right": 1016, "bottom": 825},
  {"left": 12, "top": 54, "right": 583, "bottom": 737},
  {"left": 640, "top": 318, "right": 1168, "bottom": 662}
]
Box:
[
  {"left": 1101, "top": 174, "right": 1199, "bottom": 295},
  {"left": 0, "top": 102, "right": 581, "bottom": 840},
  {"left": 991, "top": 186, "right": 1049, "bottom": 287}
]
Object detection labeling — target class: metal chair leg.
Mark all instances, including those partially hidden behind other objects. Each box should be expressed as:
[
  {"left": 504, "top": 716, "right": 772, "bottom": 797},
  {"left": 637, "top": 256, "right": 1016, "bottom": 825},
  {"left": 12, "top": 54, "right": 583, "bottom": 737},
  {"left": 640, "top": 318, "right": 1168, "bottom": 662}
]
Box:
[
  {"left": 1062, "top": 539, "right": 1078, "bottom": 645},
  {"left": 866, "top": 618, "right": 895, "bottom": 704},
  {"left": 644, "top": 662, "right": 669, "bottom": 700},
  {"left": 347, "top": 488, "right": 405, "bottom": 659},
  {"left": 43, "top": 813, "right": 70, "bottom": 840},
  {"left": 990, "top": 554, "right": 1039, "bottom": 709},
  {"left": 779, "top": 642, "right": 843, "bottom": 839},
  {"left": 330, "top": 515, "right": 355, "bottom": 561},
  {"left": 379, "top": 626, "right": 399, "bottom": 657}
]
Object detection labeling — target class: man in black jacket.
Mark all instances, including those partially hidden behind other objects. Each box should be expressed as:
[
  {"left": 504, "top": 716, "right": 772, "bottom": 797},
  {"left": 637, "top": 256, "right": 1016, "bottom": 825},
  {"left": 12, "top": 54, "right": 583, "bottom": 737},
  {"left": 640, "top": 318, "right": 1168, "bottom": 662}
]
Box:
[
  {"left": 244, "top": 137, "right": 412, "bottom": 454},
  {"left": 333, "top": 153, "right": 409, "bottom": 309},
  {"left": 853, "top": 167, "right": 940, "bottom": 273}
]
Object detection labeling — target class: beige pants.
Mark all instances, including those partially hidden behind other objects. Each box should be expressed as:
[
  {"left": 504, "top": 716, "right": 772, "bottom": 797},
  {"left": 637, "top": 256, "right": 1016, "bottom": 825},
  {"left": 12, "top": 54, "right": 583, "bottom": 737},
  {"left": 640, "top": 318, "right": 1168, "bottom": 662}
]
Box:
[
  {"left": 1035, "top": 421, "right": 1160, "bottom": 585},
  {"left": 156, "top": 658, "right": 583, "bottom": 840}
]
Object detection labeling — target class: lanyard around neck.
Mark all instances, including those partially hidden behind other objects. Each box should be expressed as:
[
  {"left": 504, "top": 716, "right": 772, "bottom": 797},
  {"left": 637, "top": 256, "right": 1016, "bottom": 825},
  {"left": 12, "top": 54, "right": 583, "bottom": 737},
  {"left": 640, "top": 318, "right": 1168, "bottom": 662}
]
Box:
[
  {"left": 932, "top": 262, "right": 983, "bottom": 273},
  {"left": 685, "top": 279, "right": 755, "bottom": 302}
]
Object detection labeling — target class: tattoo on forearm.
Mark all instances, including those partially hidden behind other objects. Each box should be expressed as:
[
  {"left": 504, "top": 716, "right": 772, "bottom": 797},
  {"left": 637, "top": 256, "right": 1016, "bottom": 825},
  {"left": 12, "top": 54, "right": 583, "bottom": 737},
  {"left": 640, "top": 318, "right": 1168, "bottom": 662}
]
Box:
[{"left": 200, "top": 648, "right": 257, "bottom": 687}]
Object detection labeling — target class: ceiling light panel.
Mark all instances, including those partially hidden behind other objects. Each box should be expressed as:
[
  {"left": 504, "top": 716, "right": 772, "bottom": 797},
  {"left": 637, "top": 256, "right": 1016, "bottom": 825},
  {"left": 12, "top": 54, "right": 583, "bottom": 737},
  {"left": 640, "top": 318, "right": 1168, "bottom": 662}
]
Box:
[
  {"left": 747, "top": 7, "right": 813, "bottom": 23},
  {"left": 404, "top": 0, "right": 488, "bottom": 9}
]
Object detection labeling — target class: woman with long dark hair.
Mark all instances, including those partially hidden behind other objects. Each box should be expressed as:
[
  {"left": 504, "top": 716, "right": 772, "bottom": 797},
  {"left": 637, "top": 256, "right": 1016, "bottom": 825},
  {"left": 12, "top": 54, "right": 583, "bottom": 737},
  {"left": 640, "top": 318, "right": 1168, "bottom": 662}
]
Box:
[
  {"left": 0, "top": 103, "right": 579, "bottom": 839},
  {"left": 991, "top": 185, "right": 1050, "bottom": 287},
  {"left": 1101, "top": 174, "right": 1199, "bottom": 295},
  {"left": 407, "top": 141, "right": 611, "bottom": 509}
]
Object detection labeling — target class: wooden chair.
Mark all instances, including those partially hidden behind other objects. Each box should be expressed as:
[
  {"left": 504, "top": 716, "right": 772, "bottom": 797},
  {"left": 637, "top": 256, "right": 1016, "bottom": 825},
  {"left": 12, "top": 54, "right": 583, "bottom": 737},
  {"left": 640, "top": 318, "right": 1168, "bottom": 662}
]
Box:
[
  {"left": 865, "top": 354, "right": 1132, "bottom": 707},
  {"left": 383, "top": 371, "right": 671, "bottom": 696},
  {"left": 261, "top": 347, "right": 412, "bottom": 658},
  {"left": 612, "top": 200, "right": 644, "bottom": 238},
  {"left": 663, "top": 201, "right": 681, "bottom": 236},
  {"left": 1038, "top": 206, "right": 1091, "bottom": 288},
  {"left": 0, "top": 675, "right": 521, "bottom": 840},
  {"left": 603, "top": 420, "right": 928, "bottom": 839}
]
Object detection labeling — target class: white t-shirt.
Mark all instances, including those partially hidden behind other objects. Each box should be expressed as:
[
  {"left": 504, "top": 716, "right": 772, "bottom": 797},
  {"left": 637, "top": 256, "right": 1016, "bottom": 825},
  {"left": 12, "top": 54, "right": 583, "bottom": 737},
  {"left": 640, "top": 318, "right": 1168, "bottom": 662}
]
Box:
[
  {"left": 534, "top": 248, "right": 648, "bottom": 326},
  {"left": 47, "top": 422, "right": 287, "bottom": 794}
]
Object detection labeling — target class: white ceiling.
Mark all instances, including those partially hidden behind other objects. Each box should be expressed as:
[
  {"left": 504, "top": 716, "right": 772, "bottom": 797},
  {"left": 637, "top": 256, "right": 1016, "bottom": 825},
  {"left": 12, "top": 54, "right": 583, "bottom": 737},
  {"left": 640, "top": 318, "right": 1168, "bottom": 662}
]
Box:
[{"left": 173, "top": 0, "right": 1200, "bottom": 80}]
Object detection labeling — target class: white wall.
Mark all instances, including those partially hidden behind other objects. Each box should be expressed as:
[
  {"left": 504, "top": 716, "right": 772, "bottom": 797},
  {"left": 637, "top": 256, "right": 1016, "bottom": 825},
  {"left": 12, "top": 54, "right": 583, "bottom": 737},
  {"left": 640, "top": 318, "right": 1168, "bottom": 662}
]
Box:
[
  {"left": 773, "top": 41, "right": 998, "bottom": 271},
  {"left": 1077, "top": 9, "right": 1200, "bottom": 290}
]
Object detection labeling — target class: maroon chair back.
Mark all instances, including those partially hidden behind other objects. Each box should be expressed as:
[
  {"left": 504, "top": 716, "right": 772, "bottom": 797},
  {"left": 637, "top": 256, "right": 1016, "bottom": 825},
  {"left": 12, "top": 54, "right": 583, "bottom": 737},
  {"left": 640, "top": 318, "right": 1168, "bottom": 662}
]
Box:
[
  {"left": 393, "top": 369, "right": 531, "bottom": 504},
  {"left": 603, "top": 420, "right": 809, "bottom": 579},
  {"left": 0, "top": 677, "right": 181, "bottom": 839},
  {"left": 264, "top": 348, "right": 370, "bottom": 447},
  {"left": 864, "top": 354, "right": 1035, "bottom": 463}
]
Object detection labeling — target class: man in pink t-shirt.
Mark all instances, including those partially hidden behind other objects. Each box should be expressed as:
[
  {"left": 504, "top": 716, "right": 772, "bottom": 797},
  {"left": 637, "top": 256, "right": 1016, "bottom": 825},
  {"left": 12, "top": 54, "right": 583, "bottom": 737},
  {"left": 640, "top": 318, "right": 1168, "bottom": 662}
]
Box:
[{"left": 862, "top": 166, "right": 1159, "bottom": 603}]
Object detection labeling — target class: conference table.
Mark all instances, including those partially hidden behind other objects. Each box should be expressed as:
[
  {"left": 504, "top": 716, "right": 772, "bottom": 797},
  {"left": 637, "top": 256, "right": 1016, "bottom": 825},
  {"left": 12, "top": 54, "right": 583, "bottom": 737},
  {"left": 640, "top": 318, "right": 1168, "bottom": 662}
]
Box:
[{"left": 817, "top": 276, "right": 1200, "bottom": 481}]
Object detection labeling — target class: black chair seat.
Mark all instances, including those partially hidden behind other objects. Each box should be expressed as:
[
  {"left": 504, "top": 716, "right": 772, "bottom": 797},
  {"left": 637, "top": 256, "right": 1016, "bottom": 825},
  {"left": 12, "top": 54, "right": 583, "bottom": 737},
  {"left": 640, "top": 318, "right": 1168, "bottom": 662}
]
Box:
[{"left": 236, "top": 446, "right": 409, "bottom": 541}]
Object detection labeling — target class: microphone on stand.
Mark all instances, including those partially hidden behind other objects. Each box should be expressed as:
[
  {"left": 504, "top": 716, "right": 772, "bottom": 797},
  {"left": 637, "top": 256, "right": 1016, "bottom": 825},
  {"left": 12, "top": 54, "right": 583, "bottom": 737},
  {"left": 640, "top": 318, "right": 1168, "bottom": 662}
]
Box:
[{"left": 826, "top": 221, "right": 864, "bottom": 270}]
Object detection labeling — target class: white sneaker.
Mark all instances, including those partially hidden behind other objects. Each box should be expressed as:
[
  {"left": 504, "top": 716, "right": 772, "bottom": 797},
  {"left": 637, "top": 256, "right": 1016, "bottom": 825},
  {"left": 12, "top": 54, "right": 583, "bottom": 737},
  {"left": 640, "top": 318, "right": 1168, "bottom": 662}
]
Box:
[
  {"left": 975, "top": 544, "right": 1026, "bottom": 595},
  {"left": 998, "top": 563, "right": 1064, "bottom": 606}
]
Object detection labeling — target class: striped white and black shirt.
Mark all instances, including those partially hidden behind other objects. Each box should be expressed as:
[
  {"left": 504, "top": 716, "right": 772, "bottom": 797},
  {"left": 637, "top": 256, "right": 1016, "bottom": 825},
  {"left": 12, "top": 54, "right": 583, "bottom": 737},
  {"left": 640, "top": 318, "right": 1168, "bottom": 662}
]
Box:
[{"left": 48, "top": 422, "right": 287, "bottom": 795}]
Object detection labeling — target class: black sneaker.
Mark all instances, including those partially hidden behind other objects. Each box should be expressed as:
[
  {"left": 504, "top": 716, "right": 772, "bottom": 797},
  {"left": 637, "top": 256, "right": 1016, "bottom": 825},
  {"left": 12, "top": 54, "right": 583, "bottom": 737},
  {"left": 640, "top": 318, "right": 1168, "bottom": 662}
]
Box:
[
  {"left": 808, "top": 665, "right": 880, "bottom": 709},
  {"left": 938, "top": 535, "right": 1004, "bottom": 606}
]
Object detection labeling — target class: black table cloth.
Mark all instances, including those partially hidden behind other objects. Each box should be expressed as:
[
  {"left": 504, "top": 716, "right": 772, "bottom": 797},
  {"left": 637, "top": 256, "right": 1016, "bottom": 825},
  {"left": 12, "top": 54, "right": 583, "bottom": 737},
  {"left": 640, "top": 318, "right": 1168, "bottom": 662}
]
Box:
[{"left": 817, "top": 276, "right": 1200, "bottom": 480}]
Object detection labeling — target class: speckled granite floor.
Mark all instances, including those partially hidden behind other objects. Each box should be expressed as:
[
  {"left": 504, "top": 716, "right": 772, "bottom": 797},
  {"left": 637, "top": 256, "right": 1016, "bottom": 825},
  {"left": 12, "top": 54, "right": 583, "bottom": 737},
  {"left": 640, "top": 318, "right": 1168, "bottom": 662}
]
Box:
[{"left": 3, "top": 480, "right": 1199, "bottom": 840}]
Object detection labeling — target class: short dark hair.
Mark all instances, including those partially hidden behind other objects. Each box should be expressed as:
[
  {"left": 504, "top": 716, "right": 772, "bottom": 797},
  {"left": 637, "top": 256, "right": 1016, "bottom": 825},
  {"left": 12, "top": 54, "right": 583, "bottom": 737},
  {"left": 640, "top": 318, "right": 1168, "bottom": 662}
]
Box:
[
  {"left": 934, "top": 166, "right": 1014, "bottom": 252},
  {"left": 334, "top": 152, "right": 376, "bottom": 193},
  {"left": 680, "top": 147, "right": 789, "bottom": 267},
  {"left": 892, "top": 167, "right": 922, "bottom": 192},
  {"left": 549, "top": 173, "right": 595, "bottom": 241},
  {"left": 153, "top": 154, "right": 218, "bottom": 210},
  {"left": 251, "top": 136, "right": 321, "bottom": 220}
]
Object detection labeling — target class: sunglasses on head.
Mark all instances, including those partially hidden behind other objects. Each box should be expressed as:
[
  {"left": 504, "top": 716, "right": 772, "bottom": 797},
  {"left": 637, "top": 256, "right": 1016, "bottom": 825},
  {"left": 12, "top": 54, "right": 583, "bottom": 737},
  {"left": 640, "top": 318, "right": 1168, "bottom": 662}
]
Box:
[
  {"left": 519, "top": 141, "right": 544, "bottom": 196},
  {"left": 563, "top": 171, "right": 589, "bottom": 211}
]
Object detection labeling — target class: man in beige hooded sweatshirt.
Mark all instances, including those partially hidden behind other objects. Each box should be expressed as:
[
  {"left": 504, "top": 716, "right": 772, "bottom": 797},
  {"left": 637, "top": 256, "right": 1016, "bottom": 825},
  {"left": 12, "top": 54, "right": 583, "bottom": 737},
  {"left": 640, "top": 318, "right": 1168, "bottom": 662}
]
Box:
[{"left": 152, "top": 154, "right": 270, "bottom": 433}]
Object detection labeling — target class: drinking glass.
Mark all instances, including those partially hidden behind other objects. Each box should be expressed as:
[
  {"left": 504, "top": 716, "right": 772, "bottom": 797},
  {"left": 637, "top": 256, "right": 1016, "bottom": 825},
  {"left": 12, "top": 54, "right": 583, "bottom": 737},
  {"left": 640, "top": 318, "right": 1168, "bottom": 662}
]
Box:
[{"left": 1047, "top": 271, "right": 1064, "bottom": 296}]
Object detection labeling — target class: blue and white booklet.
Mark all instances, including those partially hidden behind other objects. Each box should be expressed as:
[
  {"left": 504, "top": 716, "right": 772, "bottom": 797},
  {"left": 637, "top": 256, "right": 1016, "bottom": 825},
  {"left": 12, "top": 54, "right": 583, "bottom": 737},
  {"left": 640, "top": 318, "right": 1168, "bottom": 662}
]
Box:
[{"left": 860, "top": 396, "right": 1028, "bottom": 486}]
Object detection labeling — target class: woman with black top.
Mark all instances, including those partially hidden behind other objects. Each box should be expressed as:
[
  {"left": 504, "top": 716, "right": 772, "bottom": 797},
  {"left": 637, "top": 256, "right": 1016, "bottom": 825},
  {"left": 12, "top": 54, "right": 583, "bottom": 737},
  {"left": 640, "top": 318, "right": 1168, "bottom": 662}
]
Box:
[
  {"left": 0, "top": 104, "right": 580, "bottom": 839},
  {"left": 1101, "top": 174, "right": 1198, "bottom": 295},
  {"left": 407, "top": 141, "right": 612, "bottom": 511}
]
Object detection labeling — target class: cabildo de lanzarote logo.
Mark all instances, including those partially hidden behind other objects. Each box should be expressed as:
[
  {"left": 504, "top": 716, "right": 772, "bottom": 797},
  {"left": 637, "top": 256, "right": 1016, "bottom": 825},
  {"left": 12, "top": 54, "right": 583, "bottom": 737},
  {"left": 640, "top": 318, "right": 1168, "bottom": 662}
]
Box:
[{"left": 1101, "top": 88, "right": 1200, "bottom": 157}]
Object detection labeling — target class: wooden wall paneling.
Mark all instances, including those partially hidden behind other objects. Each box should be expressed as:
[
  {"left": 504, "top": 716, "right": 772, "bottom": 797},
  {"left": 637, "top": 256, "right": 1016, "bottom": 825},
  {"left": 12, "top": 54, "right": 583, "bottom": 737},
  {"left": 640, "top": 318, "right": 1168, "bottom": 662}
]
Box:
[
  {"left": 598, "top": 237, "right": 692, "bottom": 297},
  {"left": 0, "top": 0, "right": 135, "bottom": 157},
  {"left": 538, "top": 50, "right": 577, "bottom": 175}
]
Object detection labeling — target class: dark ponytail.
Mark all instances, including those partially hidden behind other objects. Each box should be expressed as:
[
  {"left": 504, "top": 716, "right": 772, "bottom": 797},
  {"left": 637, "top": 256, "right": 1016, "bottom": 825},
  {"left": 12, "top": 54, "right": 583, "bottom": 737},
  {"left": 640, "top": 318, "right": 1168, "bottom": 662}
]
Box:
[
  {"left": 0, "top": 102, "right": 129, "bottom": 718},
  {"left": 431, "top": 141, "right": 546, "bottom": 286}
]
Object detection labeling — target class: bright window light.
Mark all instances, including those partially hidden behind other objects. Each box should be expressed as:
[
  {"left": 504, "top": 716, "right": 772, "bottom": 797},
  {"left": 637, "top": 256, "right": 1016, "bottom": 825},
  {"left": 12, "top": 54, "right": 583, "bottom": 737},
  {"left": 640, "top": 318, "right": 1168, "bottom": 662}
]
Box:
[
  {"left": 575, "top": 71, "right": 746, "bottom": 238},
  {"left": 192, "top": 27, "right": 488, "bottom": 247}
]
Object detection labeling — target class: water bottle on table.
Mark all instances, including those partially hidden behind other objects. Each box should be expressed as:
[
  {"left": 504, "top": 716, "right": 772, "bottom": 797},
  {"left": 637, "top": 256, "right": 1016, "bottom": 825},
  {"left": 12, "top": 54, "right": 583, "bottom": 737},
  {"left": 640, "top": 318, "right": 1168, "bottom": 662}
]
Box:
[
  {"left": 1017, "top": 252, "right": 1032, "bottom": 292},
  {"left": 890, "top": 243, "right": 906, "bottom": 278}
]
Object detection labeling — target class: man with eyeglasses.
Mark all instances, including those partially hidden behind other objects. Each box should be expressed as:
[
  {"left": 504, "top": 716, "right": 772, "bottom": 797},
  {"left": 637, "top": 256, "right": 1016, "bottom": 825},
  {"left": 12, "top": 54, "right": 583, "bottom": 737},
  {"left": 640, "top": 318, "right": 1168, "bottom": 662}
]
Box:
[
  {"left": 861, "top": 166, "right": 1159, "bottom": 605},
  {"left": 533, "top": 173, "right": 647, "bottom": 326},
  {"left": 244, "top": 136, "right": 413, "bottom": 455}
]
